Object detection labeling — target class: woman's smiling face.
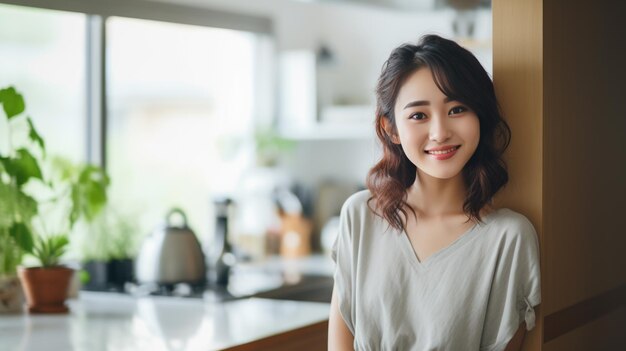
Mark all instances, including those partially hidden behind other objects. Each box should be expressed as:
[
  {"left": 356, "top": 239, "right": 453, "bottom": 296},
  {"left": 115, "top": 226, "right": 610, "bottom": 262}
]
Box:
[{"left": 390, "top": 67, "right": 480, "bottom": 180}]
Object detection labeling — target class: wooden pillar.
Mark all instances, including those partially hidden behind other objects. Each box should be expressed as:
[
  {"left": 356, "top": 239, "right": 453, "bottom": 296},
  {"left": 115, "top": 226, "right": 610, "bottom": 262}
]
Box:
[{"left": 493, "top": 0, "right": 626, "bottom": 350}]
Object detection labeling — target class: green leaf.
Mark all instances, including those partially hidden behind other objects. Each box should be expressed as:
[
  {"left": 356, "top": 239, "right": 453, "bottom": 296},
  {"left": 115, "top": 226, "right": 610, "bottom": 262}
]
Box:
[
  {"left": 78, "top": 165, "right": 110, "bottom": 185},
  {"left": 0, "top": 87, "right": 26, "bottom": 119},
  {"left": 15, "top": 148, "right": 43, "bottom": 185},
  {"left": 9, "top": 222, "right": 34, "bottom": 253},
  {"left": 0, "top": 149, "right": 44, "bottom": 187},
  {"left": 32, "top": 236, "right": 46, "bottom": 266},
  {"left": 49, "top": 234, "right": 68, "bottom": 256},
  {"left": 0, "top": 228, "right": 24, "bottom": 276},
  {"left": 27, "top": 117, "right": 45, "bottom": 152},
  {"left": 85, "top": 181, "right": 107, "bottom": 220},
  {"left": 34, "top": 234, "right": 69, "bottom": 267},
  {"left": 0, "top": 156, "right": 13, "bottom": 181},
  {"left": 50, "top": 156, "right": 76, "bottom": 181},
  {"left": 69, "top": 165, "right": 109, "bottom": 227},
  {"left": 0, "top": 181, "right": 38, "bottom": 229}
]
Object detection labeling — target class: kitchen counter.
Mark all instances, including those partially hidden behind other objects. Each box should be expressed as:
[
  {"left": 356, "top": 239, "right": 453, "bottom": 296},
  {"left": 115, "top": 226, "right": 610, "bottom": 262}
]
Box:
[
  {"left": 0, "top": 291, "right": 330, "bottom": 351},
  {"left": 226, "top": 254, "right": 335, "bottom": 303},
  {"left": 237, "top": 254, "right": 335, "bottom": 277}
]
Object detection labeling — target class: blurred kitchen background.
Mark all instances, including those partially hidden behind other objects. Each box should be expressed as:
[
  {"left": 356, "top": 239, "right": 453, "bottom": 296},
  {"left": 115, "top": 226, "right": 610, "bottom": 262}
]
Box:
[{"left": 0, "top": 0, "right": 492, "bottom": 299}]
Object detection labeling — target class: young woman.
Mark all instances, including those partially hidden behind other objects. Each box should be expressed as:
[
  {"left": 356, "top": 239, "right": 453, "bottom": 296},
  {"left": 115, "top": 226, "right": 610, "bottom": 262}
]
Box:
[{"left": 328, "top": 35, "right": 541, "bottom": 351}]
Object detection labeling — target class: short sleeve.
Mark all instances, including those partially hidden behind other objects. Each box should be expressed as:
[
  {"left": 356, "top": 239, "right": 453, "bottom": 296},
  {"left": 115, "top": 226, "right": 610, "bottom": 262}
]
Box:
[
  {"left": 480, "top": 216, "right": 542, "bottom": 351},
  {"left": 331, "top": 199, "right": 356, "bottom": 335}
]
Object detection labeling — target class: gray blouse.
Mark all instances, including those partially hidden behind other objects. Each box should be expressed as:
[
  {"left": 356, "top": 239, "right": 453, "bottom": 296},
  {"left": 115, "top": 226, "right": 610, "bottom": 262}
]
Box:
[{"left": 331, "top": 190, "right": 541, "bottom": 351}]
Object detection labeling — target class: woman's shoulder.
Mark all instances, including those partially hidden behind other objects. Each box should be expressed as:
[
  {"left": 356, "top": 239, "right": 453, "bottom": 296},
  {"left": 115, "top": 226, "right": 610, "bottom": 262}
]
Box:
[
  {"left": 343, "top": 189, "right": 371, "bottom": 206},
  {"left": 339, "top": 189, "right": 377, "bottom": 220},
  {"left": 486, "top": 207, "right": 538, "bottom": 242}
]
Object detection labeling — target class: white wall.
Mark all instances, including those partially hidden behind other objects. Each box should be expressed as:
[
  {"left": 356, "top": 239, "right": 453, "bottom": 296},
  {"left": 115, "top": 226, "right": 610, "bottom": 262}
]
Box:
[{"left": 158, "top": 0, "right": 491, "bottom": 103}]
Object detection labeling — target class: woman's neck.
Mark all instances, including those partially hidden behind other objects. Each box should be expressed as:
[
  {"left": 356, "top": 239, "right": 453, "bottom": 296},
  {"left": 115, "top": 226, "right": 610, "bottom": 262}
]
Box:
[{"left": 406, "top": 170, "right": 468, "bottom": 219}]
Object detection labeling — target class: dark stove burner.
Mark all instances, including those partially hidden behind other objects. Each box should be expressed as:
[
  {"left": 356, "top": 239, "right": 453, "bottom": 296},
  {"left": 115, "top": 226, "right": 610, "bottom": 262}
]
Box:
[
  {"left": 123, "top": 282, "right": 206, "bottom": 298},
  {"left": 81, "top": 280, "right": 241, "bottom": 302}
]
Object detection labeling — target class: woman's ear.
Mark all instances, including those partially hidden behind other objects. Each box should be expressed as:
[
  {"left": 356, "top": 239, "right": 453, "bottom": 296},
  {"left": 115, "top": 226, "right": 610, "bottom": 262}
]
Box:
[{"left": 382, "top": 117, "right": 401, "bottom": 144}]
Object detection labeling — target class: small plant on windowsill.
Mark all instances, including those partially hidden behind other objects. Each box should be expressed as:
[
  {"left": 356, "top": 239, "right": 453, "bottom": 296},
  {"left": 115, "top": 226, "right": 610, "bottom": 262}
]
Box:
[
  {"left": 77, "top": 207, "right": 141, "bottom": 291},
  {"left": 0, "top": 86, "right": 109, "bottom": 313}
]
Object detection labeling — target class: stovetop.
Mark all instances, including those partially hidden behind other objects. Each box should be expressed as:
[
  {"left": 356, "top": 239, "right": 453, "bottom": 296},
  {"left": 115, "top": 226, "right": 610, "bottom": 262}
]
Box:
[
  {"left": 81, "top": 269, "right": 333, "bottom": 303},
  {"left": 81, "top": 255, "right": 335, "bottom": 303}
]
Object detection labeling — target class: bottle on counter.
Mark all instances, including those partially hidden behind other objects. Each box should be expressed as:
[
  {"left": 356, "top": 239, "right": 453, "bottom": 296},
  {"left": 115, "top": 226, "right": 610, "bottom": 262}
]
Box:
[{"left": 208, "top": 197, "right": 236, "bottom": 286}]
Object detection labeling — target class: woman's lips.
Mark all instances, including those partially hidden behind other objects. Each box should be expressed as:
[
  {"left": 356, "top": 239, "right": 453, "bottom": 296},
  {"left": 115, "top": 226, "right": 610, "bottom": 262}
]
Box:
[{"left": 424, "top": 145, "right": 460, "bottom": 160}]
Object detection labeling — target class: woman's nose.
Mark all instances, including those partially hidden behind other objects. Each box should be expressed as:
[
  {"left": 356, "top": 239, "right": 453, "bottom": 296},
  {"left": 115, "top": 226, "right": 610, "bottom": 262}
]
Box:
[{"left": 429, "top": 115, "right": 452, "bottom": 143}]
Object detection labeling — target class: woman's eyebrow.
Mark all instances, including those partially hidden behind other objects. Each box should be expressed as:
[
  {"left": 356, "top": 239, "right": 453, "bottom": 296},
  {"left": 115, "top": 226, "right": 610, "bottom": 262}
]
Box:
[
  {"left": 403, "top": 97, "right": 454, "bottom": 109},
  {"left": 403, "top": 100, "right": 429, "bottom": 109}
]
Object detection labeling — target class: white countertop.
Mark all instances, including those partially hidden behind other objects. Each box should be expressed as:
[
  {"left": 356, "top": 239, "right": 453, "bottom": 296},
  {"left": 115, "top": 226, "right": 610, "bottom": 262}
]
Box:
[
  {"left": 0, "top": 291, "right": 330, "bottom": 351},
  {"left": 236, "top": 254, "right": 335, "bottom": 277}
]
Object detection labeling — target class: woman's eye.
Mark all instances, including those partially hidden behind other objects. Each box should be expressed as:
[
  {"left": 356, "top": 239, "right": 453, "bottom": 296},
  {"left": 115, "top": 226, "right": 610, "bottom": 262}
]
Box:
[
  {"left": 449, "top": 106, "right": 467, "bottom": 115},
  {"left": 409, "top": 112, "right": 427, "bottom": 120}
]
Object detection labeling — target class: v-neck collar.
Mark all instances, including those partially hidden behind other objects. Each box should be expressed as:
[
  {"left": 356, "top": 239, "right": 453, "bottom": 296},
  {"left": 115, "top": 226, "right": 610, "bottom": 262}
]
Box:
[{"left": 397, "top": 209, "right": 500, "bottom": 271}]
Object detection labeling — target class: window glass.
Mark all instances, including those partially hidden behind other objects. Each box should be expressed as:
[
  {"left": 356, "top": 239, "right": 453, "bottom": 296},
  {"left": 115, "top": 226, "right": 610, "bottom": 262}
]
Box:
[
  {"left": 0, "top": 4, "right": 86, "bottom": 163},
  {"left": 106, "top": 17, "right": 259, "bottom": 243}
]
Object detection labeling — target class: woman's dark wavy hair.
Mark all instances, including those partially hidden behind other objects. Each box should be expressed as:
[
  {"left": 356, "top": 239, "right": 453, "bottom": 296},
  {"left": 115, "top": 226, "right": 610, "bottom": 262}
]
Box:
[{"left": 366, "top": 34, "right": 511, "bottom": 231}]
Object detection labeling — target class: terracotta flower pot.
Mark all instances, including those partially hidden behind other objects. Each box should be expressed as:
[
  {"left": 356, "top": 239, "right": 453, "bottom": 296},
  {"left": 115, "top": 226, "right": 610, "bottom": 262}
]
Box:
[{"left": 18, "top": 266, "right": 74, "bottom": 314}]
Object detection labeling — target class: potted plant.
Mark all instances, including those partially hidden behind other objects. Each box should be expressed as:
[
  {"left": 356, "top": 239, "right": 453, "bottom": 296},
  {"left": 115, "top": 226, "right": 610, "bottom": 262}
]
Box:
[
  {"left": 79, "top": 208, "right": 141, "bottom": 291},
  {"left": 0, "top": 86, "right": 40, "bottom": 313},
  {"left": 0, "top": 86, "right": 109, "bottom": 313}
]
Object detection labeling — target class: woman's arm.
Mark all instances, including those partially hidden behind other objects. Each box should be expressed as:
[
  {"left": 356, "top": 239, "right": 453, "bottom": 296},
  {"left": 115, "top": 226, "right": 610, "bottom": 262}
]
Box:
[
  {"left": 328, "top": 287, "right": 354, "bottom": 351},
  {"left": 503, "top": 323, "right": 527, "bottom": 351}
]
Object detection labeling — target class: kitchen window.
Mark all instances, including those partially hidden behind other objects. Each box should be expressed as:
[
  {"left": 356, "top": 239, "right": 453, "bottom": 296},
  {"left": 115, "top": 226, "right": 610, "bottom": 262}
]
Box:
[
  {"left": 106, "top": 16, "right": 269, "bottom": 242},
  {"left": 0, "top": 1, "right": 275, "bottom": 247}
]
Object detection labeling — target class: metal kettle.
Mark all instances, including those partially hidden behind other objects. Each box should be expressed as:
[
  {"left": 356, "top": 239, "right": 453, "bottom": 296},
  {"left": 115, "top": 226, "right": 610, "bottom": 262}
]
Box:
[{"left": 135, "top": 208, "right": 206, "bottom": 285}]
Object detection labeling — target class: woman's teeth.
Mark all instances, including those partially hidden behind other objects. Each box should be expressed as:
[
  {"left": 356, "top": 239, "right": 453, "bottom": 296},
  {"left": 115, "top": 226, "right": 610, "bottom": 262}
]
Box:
[{"left": 426, "top": 146, "right": 459, "bottom": 155}]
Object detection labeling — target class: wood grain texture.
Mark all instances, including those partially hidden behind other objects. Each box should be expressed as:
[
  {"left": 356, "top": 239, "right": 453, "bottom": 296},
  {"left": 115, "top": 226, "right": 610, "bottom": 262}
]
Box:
[
  {"left": 223, "top": 320, "right": 328, "bottom": 351},
  {"left": 543, "top": 0, "right": 626, "bottom": 318},
  {"left": 544, "top": 306, "right": 626, "bottom": 351},
  {"left": 493, "top": 0, "right": 543, "bottom": 350},
  {"left": 492, "top": 0, "right": 543, "bottom": 223},
  {"left": 544, "top": 284, "right": 626, "bottom": 343},
  {"left": 495, "top": 0, "right": 626, "bottom": 349}
]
